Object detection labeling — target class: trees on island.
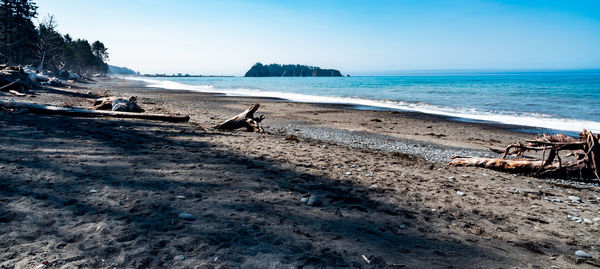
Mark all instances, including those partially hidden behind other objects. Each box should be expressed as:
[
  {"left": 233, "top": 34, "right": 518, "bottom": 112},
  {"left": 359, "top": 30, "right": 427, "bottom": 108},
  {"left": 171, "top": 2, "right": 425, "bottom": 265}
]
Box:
[
  {"left": 245, "top": 63, "right": 342, "bottom": 77},
  {"left": 0, "top": 0, "right": 109, "bottom": 75}
]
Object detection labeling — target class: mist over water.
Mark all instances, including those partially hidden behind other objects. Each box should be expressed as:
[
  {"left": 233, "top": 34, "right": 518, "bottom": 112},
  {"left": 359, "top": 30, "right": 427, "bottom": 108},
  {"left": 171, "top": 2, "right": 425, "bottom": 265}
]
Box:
[{"left": 128, "top": 71, "right": 600, "bottom": 133}]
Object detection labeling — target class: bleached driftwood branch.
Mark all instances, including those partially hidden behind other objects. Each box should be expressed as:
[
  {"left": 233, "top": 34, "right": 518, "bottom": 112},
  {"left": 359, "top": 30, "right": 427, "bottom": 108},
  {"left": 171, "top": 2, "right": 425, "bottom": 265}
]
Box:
[{"left": 214, "top": 103, "right": 265, "bottom": 132}]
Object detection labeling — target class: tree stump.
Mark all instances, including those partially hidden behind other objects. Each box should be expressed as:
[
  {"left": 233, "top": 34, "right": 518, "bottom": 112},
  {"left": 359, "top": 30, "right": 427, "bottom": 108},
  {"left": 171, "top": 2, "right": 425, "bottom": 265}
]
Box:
[{"left": 214, "top": 103, "right": 265, "bottom": 132}]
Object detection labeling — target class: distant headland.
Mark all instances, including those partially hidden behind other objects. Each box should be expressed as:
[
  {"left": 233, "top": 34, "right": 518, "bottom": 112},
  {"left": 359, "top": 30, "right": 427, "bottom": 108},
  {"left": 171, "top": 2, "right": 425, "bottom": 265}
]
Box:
[{"left": 244, "top": 63, "right": 343, "bottom": 77}]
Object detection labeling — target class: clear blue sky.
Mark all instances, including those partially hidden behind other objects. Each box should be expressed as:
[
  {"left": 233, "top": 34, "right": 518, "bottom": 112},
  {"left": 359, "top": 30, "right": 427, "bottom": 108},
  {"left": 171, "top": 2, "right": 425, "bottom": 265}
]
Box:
[{"left": 35, "top": 0, "right": 600, "bottom": 75}]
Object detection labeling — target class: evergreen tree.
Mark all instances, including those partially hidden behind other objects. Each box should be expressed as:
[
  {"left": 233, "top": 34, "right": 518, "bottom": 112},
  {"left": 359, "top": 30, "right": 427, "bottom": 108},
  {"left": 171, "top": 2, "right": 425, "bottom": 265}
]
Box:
[
  {"left": 0, "top": 0, "right": 38, "bottom": 65},
  {"left": 0, "top": 0, "right": 110, "bottom": 75}
]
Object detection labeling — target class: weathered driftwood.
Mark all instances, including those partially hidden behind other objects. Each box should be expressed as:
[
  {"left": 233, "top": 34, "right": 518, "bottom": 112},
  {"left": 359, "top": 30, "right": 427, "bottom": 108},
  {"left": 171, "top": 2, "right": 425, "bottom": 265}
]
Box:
[
  {"left": 0, "top": 65, "right": 35, "bottom": 92},
  {"left": 8, "top": 90, "right": 26, "bottom": 97},
  {"left": 94, "top": 96, "right": 143, "bottom": 112},
  {"left": 0, "top": 100, "right": 189, "bottom": 122},
  {"left": 215, "top": 103, "right": 265, "bottom": 132},
  {"left": 450, "top": 130, "right": 600, "bottom": 181}
]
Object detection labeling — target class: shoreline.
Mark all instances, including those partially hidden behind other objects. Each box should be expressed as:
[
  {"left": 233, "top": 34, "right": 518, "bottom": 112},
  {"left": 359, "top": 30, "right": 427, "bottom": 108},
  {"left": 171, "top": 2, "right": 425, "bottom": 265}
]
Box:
[
  {"left": 98, "top": 77, "right": 531, "bottom": 160},
  {"left": 2, "top": 77, "right": 600, "bottom": 268},
  {"left": 124, "top": 75, "right": 598, "bottom": 135}
]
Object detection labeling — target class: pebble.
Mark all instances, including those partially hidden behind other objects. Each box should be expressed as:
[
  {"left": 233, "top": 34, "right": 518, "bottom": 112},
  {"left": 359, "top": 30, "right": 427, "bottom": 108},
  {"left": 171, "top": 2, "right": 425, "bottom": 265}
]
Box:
[
  {"left": 176, "top": 195, "right": 186, "bottom": 199},
  {"left": 300, "top": 197, "right": 308, "bottom": 203},
  {"left": 456, "top": 191, "right": 467, "bottom": 196},
  {"left": 572, "top": 216, "right": 583, "bottom": 223},
  {"left": 568, "top": 196, "right": 582, "bottom": 203},
  {"left": 461, "top": 174, "right": 470, "bottom": 179},
  {"left": 89, "top": 189, "right": 98, "bottom": 193},
  {"left": 593, "top": 217, "right": 600, "bottom": 222},
  {"left": 178, "top": 213, "right": 196, "bottom": 221},
  {"left": 575, "top": 250, "right": 592, "bottom": 258},
  {"left": 448, "top": 176, "right": 456, "bottom": 181},
  {"left": 369, "top": 184, "right": 378, "bottom": 189},
  {"left": 307, "top": 195, "right": 322, "bottom": 206},
  {"left": 174, "top": 255, "right": 185, "bottom": 260},
  {"left": 345, "top": 172, "right": 352, "bottom": 175},
  {"left": 583, "top": 218, "right": 593, "bottom": 224}
]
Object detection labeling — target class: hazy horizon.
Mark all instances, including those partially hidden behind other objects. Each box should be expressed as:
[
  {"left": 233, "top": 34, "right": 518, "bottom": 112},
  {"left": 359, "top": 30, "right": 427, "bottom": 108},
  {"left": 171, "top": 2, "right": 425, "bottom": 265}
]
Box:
[{"left": 36, "top": 0, "right": 600, "bottom": 75}]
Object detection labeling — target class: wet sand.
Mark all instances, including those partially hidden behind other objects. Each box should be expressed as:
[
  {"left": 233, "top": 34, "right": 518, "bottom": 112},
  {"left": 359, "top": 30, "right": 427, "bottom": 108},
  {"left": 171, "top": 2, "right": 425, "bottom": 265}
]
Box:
[{"left": 1, "top": 77, "right": 599, "bottom": 268}]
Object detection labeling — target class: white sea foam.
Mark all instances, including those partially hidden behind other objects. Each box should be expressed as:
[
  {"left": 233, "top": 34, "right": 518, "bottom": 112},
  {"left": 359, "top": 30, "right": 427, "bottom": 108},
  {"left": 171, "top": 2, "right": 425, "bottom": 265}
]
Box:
[{"left": 125, "top": 76, "right": 600, "bottom": 133}]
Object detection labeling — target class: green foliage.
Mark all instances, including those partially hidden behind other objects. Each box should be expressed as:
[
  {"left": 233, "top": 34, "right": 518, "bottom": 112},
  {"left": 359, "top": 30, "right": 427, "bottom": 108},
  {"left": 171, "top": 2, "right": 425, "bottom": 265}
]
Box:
[
  {"left": 0, "top": 0, "right": 38, "bottom": 64},
  {"left": 245, "top": 62, "right": 342, "bottom": 77},
  {"left": 0, "top": 0, "right": 109, "bottom": 75}
]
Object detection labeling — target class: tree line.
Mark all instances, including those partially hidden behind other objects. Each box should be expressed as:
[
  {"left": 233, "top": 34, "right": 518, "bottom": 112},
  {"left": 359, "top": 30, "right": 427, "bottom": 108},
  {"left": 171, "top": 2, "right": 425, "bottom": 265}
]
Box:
[
  {"left": 0, "top": 0, "right": 108, "bottom": 75},
  {"left": 244, "top": 63, "right": 342, "bottom": 77}
]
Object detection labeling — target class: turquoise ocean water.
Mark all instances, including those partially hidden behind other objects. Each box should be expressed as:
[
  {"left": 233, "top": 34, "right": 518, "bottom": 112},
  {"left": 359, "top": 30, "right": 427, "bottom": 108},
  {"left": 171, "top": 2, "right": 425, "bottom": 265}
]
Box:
[{"left": 129, "top": 71, "right": 600, "bottom": 133}]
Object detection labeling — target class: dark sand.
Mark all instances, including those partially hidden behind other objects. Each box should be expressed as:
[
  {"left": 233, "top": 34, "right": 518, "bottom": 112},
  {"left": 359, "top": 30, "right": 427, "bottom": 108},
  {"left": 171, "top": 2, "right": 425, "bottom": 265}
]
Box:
[{"left": 1, "top": 77, "right": 599, "bottom": 268}]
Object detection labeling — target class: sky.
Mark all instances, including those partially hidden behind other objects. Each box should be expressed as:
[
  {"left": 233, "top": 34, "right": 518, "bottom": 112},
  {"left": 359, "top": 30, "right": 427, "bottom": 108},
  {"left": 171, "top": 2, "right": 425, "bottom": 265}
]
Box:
[{"left": 35, "top": 0, "right": 600, "bottom": 75}]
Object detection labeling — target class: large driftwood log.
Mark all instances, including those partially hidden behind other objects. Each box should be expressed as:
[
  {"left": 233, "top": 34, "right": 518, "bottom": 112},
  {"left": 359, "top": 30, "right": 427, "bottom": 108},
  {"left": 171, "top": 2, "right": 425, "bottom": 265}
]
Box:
[
  {"left": 0, "top": 65, "right": 35, "bottom": 93},
  {"left": 215, "top": 103, "right": 265, "bottom": 132},
  {"left": 450, "top": 130, "right": 600, "bottom": 181},
  {"left": 0, "top": 100, "right": 189, "bottom": 122}
]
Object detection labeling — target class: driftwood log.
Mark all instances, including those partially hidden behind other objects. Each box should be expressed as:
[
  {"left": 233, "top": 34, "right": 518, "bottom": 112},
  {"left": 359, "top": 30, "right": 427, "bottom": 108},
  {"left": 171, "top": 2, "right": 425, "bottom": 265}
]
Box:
[
  {"left": 94, "top": 96, "right": 144, "bottom": 112},
  {"left": 0, "top": 100, "right": 189, "bottom": 122},
  {"left": 450, "top": 130, "right": 600, "bottom": 181},
  {"left": 215, "top": 103, "right": 265, "bottom": 132},
  {"left": 0, "top": 65, "right": 36, "bottom": 94}
]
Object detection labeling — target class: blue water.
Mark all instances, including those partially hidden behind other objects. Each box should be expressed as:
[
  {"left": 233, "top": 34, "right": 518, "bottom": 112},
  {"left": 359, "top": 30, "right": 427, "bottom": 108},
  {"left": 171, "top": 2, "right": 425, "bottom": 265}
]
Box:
[{"left": 130, "top": 71, "right": 600, "bottom": 133}]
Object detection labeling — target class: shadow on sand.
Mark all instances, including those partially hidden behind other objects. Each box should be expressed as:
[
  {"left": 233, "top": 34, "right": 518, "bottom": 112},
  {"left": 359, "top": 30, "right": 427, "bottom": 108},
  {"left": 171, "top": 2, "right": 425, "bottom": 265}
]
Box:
[{"left": 0, "top": 111, "right": 511, "bottom": 268}]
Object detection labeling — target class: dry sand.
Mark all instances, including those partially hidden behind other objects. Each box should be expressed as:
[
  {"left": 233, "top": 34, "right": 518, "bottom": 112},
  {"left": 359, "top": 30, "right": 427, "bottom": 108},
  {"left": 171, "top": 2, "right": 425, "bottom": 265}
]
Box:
[{"left": 1, "top": 77, "right": 600, "bottom": 268}]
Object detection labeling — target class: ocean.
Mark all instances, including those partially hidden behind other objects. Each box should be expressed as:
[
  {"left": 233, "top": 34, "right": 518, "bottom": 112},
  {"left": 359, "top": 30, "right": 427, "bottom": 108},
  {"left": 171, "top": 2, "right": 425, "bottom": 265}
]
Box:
[{"left": 129, "top": 71, "right": 600, "bottom": 134}]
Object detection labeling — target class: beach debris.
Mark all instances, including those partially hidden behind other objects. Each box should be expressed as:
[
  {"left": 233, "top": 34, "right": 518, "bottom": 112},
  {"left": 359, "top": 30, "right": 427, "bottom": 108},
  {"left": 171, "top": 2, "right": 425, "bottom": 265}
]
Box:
[
  {"left": 0, "top": 65, "right": 36, "bottom": 94},
  {"left": 450, "top": 130, "right": 600, "bottom": 181},
  {"left": 456, "top": 191, "right": 467, "bottom": 196},
  {"left": 174, "top": 255, "right": 185, "bottom": 260},
  {"left": 214, "top": 103, "right": 265, "bottom": 132},
  {"left": 0, "top": 100, "right": 190, "bottom": 122},
  {"left": 307, "top": 195, "right": 322, "bottom": 206},
  {"left": 575, "top": 250, "right": 592, "bottom": 259},
  {"left": 57, "top": 70, "right": 81, "bottom": 80},
  {"left": 361, "top": 254, "right": 371, "bottom": 264},
  {"left": 300, "top": 197, "right": 309, "bottom": 203},
  {"left": 568, "top": 196, "right": 582, "bottom": 203},
  {"left": 94, "top": 96, "right": 144, "bottom": 112},
  {"left": 178, "top": 212, "right": 196, "bottom": 221}
]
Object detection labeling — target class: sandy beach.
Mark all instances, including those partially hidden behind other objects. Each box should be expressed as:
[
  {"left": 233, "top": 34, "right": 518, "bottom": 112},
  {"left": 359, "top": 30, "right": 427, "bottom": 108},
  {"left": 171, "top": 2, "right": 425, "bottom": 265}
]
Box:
[{"left": 1, "top": 77, "right": 600, "bottom": 268}]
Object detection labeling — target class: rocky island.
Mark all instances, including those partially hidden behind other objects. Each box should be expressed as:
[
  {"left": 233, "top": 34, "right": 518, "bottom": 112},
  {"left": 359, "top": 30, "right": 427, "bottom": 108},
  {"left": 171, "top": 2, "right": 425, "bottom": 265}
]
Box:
[{"left": 244, "top": 62, "right": 343, "bottom": 77}]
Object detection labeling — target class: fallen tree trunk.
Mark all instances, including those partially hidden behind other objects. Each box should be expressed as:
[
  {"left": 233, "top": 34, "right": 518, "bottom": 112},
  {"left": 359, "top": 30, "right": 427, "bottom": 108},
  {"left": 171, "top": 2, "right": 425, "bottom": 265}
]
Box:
[
  {"left": 214, "top": 103, "right": 265, "bottom": 132},
  {"left": 450, "top": 130, "right": 600, "bottom": 181},
  {"left": 0, "top": 100, "right": 189, "bottom": 122}
]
